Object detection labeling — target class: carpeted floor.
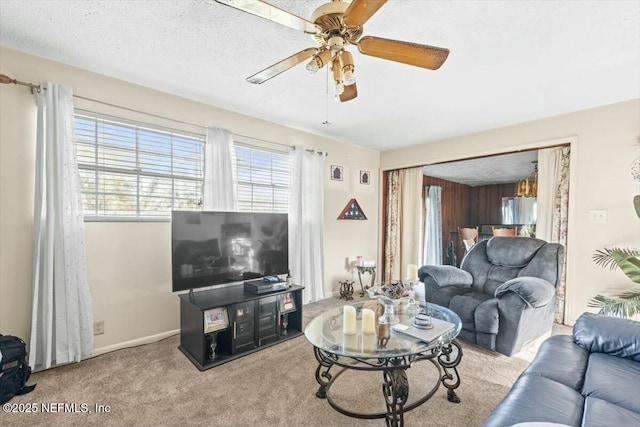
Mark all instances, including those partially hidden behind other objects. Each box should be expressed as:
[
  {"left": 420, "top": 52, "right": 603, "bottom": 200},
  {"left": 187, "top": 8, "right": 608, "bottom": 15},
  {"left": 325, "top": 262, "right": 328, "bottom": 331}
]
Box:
[{"left": 4, "top": 296, "right": 568, "bottom": 427}]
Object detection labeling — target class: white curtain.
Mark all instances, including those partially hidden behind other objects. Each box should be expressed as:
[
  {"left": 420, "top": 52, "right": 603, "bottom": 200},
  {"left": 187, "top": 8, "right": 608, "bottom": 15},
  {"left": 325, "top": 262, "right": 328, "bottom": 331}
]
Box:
[
  {"left": 203, "top": 127, "right": 236, "bottom": 211},
  {"left": 384, "top": 170, "right": 400, "bottom": 283},
  {"left": 30, "top": 82, "right": 94, "bottom": 371},
  {"left": 384, "top": 168, "right": 424, "bottom": 282},
  {"left": 400, "top": 168, "right": 424, "bottom": 277},
  {"left": 536, "top": 147, "right": 561, "bottom": 242},
  {"left": 289, "top": 146, "right": 325, "bottom": 304},
  {"left": 536, "top": 146, "right": 571, "bottom": 323},
  {"left": 424, "top": 186, "right": 443, "bottom": 265}
]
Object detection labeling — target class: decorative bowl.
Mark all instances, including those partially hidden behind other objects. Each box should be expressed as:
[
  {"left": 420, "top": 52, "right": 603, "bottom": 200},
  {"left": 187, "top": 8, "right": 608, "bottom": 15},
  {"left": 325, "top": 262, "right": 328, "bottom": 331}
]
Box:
[{"left": 366, "top": 286, "right": 415, "bottom": 313}]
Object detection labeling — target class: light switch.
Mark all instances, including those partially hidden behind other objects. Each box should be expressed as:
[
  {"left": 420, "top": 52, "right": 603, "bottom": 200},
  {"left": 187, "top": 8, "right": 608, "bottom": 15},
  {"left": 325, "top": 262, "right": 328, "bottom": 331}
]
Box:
[{"left": 589, "top": 210, "right": 607, "bottom": 223}]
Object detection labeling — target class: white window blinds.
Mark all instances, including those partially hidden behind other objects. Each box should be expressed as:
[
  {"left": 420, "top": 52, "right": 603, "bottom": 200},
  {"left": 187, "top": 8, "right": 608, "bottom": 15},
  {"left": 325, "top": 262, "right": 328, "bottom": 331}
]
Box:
[
  {"left": 74, "top": 111, "right": 204, "bottom": 219},
  {"left": 234, "top": 144, "right": 289, "bottom": 213}
]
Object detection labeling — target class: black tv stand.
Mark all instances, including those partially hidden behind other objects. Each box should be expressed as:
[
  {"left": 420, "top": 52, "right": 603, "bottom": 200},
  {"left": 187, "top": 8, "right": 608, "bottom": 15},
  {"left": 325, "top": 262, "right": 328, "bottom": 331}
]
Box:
[{"left": 178, "top": 284, "right": 304, "bottom": 370}]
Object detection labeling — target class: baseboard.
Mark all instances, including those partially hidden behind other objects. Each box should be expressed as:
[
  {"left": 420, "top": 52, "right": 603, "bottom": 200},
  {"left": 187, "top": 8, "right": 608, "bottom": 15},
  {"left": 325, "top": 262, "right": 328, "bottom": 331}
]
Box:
[{"left": 92, "top": 329, "right": 180, "bottom": 357}]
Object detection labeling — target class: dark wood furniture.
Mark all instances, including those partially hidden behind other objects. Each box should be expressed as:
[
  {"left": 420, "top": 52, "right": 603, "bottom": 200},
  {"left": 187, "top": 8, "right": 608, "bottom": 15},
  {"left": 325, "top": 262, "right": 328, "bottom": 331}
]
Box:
[
  {"left": 179, "top": 284, "right": 304, "bottom": 370},
  {"left": 492, "top": 226, "right": 518, "bottom": 236},
  {"left": 458, "top": 226, "right": 479, "bottom": 253}
]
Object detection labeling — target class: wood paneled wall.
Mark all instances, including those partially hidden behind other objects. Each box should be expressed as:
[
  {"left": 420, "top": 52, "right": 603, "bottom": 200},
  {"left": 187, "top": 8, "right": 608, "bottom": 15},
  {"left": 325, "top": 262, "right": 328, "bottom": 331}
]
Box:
[
  {"left": 423, "top": 176, "right": 470, "bottom": 265},
  {"left": 423, "top": 178, "right": 517, "bottom": 265},
  {"left": 468, "top": 184, "right": 516, "bottom": 226}
]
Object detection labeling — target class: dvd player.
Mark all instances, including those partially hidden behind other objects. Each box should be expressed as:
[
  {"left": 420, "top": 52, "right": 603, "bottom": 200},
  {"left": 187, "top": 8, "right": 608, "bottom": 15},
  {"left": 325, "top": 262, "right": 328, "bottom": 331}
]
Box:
[{"left": 244, "top": 278, "right": 287, "bottom": 294}]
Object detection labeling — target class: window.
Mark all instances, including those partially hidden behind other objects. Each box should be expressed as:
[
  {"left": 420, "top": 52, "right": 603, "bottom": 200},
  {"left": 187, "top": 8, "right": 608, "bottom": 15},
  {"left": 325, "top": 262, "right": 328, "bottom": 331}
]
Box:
[
  {"left": 74, "top": 111, "right": 290, "bottom": 220},
  {"left": 75, "top": 111, "right": 204, "bottom": 220},
  {"left": 234, "top": 144, "right": 289, "bottom": 213}
]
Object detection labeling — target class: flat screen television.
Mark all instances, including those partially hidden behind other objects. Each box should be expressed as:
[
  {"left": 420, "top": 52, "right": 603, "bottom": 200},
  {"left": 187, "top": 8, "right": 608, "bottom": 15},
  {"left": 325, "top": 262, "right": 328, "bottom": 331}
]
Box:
[{"left": 171, "top": 211, "right": 288, "bottom": 293}]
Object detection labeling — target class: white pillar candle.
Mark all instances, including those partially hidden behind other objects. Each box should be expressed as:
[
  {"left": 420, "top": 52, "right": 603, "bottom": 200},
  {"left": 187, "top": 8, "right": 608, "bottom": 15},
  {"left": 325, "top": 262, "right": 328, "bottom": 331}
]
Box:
[
  {"left": 342, "top": 333, "right": 358, "bottom": 352},
  {"left": 362, "top": 333, "right": 377, "bottom": 352},
  {"left": 408, "top": 264, "right": 419, "bottom": 281},
  {"left": 343, "top": 305, "right": 357, "bottom": 335},
  {"left": 361, "top": 308, "right": 376, "bottom": 335}
]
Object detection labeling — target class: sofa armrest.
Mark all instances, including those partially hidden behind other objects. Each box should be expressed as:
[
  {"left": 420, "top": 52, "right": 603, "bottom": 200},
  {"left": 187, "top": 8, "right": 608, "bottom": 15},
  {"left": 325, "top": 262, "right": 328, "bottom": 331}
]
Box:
[
  {"left": 573, "top": 312, "right": 640, "bottom": 361},
  {"left": 494, "top": 277, "right": 555, "bottom": 308},
  {"left": 418, "top": 265, "right": 473, "bottom": 287}
]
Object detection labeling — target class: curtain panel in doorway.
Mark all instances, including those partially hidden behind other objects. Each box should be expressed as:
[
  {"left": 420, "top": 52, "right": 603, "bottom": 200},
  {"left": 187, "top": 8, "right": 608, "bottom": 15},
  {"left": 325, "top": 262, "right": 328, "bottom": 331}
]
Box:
[
  {"left": 537, "top": 145, "right": 571, "bottom": 323},
  {"left": 384, "top": 167, "right": 423, "bottom": 282}
]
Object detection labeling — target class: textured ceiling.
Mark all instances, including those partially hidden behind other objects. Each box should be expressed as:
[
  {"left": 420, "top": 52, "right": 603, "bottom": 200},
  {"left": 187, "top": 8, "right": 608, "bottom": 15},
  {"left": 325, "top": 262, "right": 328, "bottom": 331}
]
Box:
[
  {"left": 0, "top": 1, "right": 639, "bottom": 151},
  {"left": 423, "top": 150, "right": 538, "bottom": 187}
]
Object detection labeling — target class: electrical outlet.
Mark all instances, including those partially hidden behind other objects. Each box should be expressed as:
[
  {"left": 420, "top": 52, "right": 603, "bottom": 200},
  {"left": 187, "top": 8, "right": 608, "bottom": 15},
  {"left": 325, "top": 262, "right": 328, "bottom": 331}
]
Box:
[
  {"left": 93, "top": 320, "right": 104, "bottom": 335},
  {"left": 589, "top": 209, "right": 607, "bottom": 224}
]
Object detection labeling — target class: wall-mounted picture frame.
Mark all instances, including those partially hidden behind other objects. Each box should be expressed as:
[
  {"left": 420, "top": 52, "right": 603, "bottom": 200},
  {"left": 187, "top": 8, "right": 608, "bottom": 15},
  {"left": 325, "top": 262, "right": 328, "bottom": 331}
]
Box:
[
  {"left": 203, "top": 307, "right": 229, "bottom": 333},
  {"left": 330, "top": 165, "right": 343, "bottom": 181},
  {"left": 360, "top": 170, "right": 370, "bottom": 185}
]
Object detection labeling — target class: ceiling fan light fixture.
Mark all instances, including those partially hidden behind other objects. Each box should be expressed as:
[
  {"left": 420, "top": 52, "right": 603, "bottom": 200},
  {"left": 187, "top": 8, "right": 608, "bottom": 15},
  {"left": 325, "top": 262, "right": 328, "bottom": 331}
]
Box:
[
  {"left": 339, "top": 50, "right": 356, "bottom": 86},
  {"left": 343, "top": 70, "right": 355, "bottom": 86},
  {"left": 305, "top": 48, "right": 332, "bottom": 75},
  {"left": 331, "top": 57, "right": 345, "bottom": 96}
]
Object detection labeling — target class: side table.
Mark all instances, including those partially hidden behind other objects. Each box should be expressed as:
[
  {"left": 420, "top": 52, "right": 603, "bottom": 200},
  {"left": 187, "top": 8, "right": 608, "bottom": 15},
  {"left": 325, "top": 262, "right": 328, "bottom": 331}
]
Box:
[{"left": 356, "top": 265, "right": 376, "bottom": 297}]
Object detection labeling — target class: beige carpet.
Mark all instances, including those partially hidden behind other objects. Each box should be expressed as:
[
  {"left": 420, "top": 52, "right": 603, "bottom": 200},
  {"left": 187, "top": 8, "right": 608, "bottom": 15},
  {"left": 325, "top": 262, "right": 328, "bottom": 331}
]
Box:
[{"left": 5, "top": 297, "right": 561, "bottom": 427}]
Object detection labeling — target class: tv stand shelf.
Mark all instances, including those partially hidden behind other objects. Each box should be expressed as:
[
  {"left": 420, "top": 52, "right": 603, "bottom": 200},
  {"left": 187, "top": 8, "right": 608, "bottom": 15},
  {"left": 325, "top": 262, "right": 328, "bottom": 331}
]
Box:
[{"left": 178, "top": 284, "right": 304, "bottom": 370}]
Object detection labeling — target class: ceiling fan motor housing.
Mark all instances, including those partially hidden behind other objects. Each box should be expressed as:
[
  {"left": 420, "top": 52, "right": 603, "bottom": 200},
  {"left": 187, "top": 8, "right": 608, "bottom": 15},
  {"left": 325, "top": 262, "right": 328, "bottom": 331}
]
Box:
[{"left": 311, "top": 0, "right": 363, "bottom": 46}]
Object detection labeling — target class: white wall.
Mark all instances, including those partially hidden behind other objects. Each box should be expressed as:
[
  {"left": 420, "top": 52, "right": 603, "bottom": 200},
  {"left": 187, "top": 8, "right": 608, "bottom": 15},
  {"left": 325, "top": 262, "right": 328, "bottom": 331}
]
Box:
[
  {"left": 380, "top": 99, "right": 640, "bottom": 325},
  {"left": 0, "top": 47, "right": 380, "bottom": 353}
]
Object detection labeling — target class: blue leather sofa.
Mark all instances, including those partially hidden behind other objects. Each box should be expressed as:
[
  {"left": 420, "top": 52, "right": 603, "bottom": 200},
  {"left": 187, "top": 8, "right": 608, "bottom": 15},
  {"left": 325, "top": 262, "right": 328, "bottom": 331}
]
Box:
[{"left": 482, "top": 312, "right": 640, "bottom": 427}]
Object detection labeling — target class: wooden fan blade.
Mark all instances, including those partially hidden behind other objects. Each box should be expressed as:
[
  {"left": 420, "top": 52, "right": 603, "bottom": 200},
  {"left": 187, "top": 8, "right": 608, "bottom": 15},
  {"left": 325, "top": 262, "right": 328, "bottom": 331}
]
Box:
[
  {"left": 358, "top": 36, "right": 449, "bottom": 70},
  {"left": 215, "top": 0, "right": 321, "bottom": 34},
  {"left": 340, "top": 82, "right": 358, "bottom": 102},
  {"left": 247, "top": 48, "right": 318, "bottom": 84},
  {"left": 343, "top": 0, "right": 387, "bottom": 28}
]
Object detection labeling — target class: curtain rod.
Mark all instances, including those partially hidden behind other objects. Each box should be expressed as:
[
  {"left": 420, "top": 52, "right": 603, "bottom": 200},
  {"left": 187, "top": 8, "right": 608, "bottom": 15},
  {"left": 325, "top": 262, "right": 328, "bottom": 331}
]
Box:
[{"left": 0, "top": 73, "right": 328, "bottom": 156}]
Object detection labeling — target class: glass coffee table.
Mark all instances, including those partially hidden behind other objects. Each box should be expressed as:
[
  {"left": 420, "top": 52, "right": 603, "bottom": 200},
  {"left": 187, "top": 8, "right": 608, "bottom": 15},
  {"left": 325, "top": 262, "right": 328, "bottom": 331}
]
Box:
[{"left": 304, "top": 300, "right": 463, "bottom": 427}]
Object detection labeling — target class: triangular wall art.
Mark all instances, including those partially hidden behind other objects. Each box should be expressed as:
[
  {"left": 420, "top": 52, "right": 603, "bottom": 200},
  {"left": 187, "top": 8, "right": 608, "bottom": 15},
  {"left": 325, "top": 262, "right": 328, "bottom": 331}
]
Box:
[{"left": 337, "top": 198, "right": 367, "bottom": 220}]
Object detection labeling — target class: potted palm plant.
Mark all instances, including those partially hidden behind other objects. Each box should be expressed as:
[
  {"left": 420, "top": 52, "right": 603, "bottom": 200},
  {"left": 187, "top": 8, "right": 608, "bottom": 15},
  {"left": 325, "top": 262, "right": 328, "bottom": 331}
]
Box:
[
  {"left": 588, "top": 248, "right": 640, "bottom": 318},
  {"left": 590, "top": 146, "right": 640, "bottom": 317}
]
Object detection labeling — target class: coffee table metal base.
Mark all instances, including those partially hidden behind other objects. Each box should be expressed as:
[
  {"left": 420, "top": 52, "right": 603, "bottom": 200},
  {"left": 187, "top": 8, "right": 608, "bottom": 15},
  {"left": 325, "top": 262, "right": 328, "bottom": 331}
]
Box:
[{"left": 313, "top": 339, "right": 463, "bottom": 427}]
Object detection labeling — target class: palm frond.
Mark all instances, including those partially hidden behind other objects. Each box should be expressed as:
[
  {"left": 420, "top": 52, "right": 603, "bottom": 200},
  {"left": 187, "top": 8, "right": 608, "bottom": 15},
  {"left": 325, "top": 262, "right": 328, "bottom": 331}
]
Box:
[
  {"left": 616, "top": 287, "right": 640, "bottom": 299},
  {"left": 588, "top": 291, "right": 640, "bottom": 318},
  {"left": 592, "top": 247, "right": 640, "bottom": 270},
  {"left": 592, "top": 247, "right": 640, "bottom": 284}
]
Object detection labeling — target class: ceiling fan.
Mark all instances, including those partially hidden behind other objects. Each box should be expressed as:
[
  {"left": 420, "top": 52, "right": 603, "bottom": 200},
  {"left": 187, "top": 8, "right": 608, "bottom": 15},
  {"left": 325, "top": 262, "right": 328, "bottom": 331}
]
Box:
[{"left": 214, "top": 0, "right": 450, "bottom": 102}]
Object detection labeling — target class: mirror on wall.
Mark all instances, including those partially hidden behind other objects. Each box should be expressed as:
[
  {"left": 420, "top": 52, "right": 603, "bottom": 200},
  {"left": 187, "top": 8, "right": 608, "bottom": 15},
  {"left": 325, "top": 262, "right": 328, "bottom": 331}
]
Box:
[{"left": 502, "top": 196, "right": 537, "bottom": 225}]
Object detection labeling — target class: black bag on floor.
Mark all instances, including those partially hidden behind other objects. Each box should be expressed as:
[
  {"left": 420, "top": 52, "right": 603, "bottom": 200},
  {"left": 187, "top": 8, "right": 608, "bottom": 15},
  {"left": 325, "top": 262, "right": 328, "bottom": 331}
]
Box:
[{"left": 0, "top": 334, "right": 36, "bottom": 404}]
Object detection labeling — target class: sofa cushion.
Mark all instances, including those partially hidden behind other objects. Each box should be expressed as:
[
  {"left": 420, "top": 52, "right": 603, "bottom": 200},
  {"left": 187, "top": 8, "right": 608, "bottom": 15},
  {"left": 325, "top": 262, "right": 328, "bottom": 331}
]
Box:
[
  {"left": 524, "top": 335, "right": 588, "bottom": 391},
  {"left": 494, "top": 277, "right": 555, "bottom": 308},
  {"left": 418, "top": 265, "right": 473, "bottom": 287},
  {"left": 582, "top": 352, "right": 640, "bottom": 413},
  {"left": 481, "top": 374, "right": 584, "bottom": 427},
  {"left": 486, "top": 237, "right": 547, "bottom": 267},
  {"left": 484, "top": 265, "right": 521, "bottom": 295},
  {"left": 582, "top": 396, "right": 640, "bottom": 427},
  {"left": 423, "top": 282, "right": 473, "bottom": 308},
  {"left": 518, "top": 243, "right": 564, "bottom": 286},
  {"left": 474, "top": 298, "right": 499, "bottom": 334},
  {"left": 573, "top": 313, "right": 640, "bottom": 362},
  {"left": 450, "top": 292, "right": 493, "bottom": 327}
]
